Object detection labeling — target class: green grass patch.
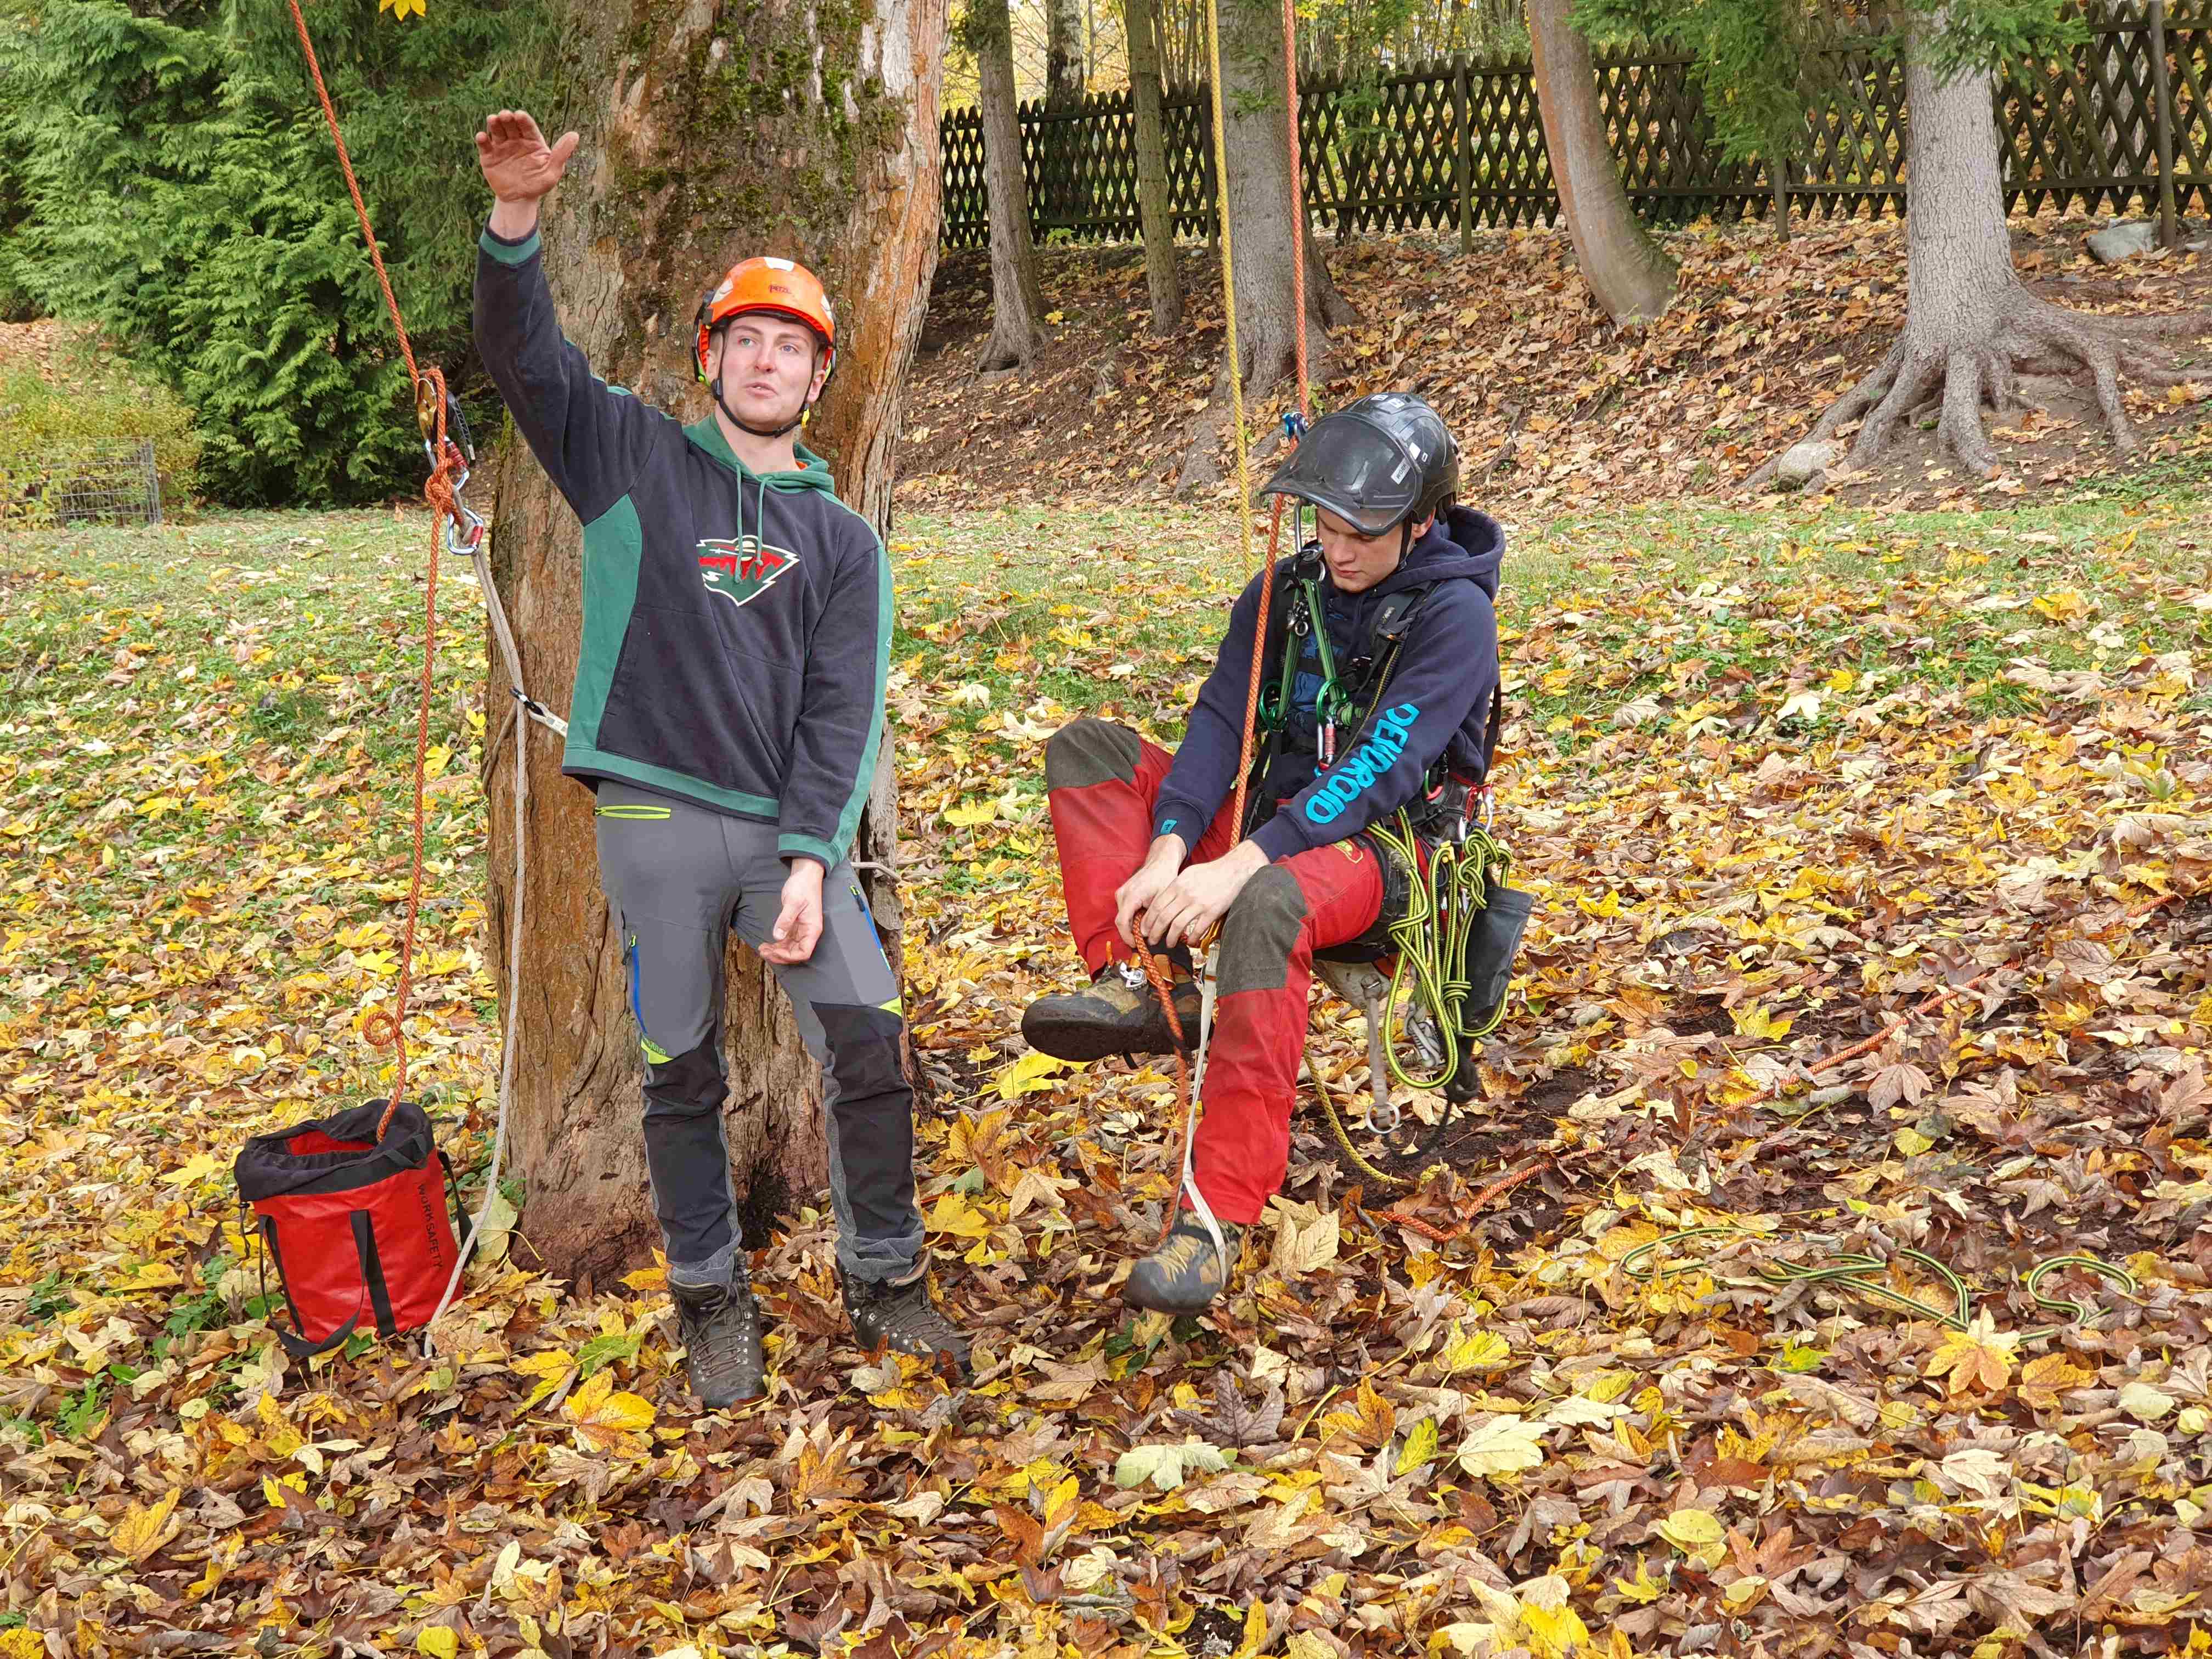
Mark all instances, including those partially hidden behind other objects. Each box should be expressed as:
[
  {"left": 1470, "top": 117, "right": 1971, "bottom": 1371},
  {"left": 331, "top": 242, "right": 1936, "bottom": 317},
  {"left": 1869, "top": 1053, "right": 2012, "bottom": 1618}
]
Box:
[{"left": 0, "top": 323, "right": 200, "bottom": 520}]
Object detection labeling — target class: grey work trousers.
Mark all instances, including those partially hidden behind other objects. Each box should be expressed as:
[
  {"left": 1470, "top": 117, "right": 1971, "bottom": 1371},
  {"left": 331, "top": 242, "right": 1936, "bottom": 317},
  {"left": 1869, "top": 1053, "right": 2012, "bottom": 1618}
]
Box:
[{"left": 593, "top": 781, "right": 924, "bottom": 1289}]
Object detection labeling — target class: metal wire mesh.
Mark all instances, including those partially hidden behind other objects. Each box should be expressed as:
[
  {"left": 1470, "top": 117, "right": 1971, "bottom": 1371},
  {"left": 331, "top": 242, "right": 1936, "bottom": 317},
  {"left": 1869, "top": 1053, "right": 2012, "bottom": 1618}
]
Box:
[{"left": 0, "top": 437, "right": 162, "bottom": 526}]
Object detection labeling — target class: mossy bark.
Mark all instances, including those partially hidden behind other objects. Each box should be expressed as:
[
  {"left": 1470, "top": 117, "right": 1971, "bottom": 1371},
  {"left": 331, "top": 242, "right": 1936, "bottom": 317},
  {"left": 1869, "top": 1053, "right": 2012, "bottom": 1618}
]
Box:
[{"left": 482, "top": 0, "right": 945, "bottom": 1286}]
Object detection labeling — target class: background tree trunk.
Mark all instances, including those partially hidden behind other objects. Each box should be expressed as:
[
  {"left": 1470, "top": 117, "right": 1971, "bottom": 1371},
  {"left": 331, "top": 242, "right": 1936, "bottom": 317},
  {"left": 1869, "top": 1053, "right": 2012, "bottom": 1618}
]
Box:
[
  {"left": 1177, "top": 0, "right": 1353, "bottom": 491},
  {"left": 1125, "top": 0, "right": 1182, "bottom": 335},
  {"left": 1751, "top": 2, "right": 2200, "bottom": 484},
  {"left": 970, "top": 0, "right": 1050, "bottom": 370},
  {"left": 1046, "top": 0, "right": 1088, "bottom": 238},
  {"left": 482, "top": 0, "right": 945, "bottom": 1289},
  {"left": 1526, "top": 0, "right": 1677, "bottom": 323},
  {"left": 1048, "top": 0, "right": 1087, "bottom": 104}
]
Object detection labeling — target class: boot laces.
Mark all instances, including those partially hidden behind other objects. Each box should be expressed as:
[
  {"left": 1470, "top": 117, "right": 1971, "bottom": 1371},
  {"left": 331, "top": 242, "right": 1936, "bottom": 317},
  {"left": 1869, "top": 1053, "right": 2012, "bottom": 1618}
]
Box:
[
  {"left": 856, "top": 1278, "right": 962, "bottom": 1355},
  {"left": 677, "top": 1271, "right": 757, "bottom": 1369}
]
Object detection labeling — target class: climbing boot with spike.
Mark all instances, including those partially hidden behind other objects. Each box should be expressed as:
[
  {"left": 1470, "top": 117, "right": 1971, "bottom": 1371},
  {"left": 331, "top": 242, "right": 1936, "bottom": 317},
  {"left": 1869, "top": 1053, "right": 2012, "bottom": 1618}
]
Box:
[
  {"left": 670, "top": 1259, "right": 766, "bottom": 1408},
  {"left": 1123, "top": 1212, "right": 1245, "bottom": 1314},
  {"left": 1022, "top": 960, "right": 1201, "bottom": 1063},
  {"left": 842, "top": 1269, "right": 972, "bottom": 1382}
]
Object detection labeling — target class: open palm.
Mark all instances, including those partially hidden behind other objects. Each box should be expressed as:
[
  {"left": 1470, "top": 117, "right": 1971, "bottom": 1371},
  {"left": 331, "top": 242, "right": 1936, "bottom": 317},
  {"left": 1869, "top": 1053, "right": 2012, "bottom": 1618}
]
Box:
[{"left": 475, "top": 109, "right": 579, "bottom": 204}]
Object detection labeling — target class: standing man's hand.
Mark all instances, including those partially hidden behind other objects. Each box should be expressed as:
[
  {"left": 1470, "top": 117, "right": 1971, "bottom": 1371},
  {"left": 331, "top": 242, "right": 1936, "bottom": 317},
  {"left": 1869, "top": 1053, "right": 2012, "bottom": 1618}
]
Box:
[
  {"left": 760, "top": 860, "right": 826, "bottom": 965},
  {"left": 475, "top": 109, "right": 580, "bottom": 239}
]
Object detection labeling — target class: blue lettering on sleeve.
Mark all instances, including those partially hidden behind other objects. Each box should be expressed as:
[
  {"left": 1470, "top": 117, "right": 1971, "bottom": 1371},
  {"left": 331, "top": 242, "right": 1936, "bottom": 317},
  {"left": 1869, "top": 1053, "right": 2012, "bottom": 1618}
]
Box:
[{"left": 1304, "top": 703, "right": 1421, "bottom": 826}]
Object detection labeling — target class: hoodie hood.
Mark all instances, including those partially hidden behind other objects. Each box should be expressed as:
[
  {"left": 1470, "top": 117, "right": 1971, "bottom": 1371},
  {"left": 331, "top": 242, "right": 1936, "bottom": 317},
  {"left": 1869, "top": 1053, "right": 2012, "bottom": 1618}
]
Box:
[
  {"left": 1360, "top": 504, "right": 1503, "bottom": 603},
  {"left": 682, "top": 418, "right": 838, "bottom": 492}
]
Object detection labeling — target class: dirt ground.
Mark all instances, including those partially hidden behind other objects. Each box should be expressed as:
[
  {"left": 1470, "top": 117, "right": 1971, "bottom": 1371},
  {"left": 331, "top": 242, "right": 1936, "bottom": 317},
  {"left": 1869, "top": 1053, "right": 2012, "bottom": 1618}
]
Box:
[{"left": 894, "top": 211, "right": 2212, "bottom": 515}]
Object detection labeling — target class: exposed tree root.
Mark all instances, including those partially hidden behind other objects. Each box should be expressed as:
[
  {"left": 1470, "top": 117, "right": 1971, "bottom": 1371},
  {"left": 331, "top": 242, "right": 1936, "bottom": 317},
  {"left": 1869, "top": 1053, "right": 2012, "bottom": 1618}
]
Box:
[
  {"left": 1173, "top": 327, "right": 1335, "bottom": 497},
  {"left": 1748, "top": 291, "right": 2212, "bottom": 489},
  {"left": 974, "top": 322, "right": 1043, "bottom": 376}
]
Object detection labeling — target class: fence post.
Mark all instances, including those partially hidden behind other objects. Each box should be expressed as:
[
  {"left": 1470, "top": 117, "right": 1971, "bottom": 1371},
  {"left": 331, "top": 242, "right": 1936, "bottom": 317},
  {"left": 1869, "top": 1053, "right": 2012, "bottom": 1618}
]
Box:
[
  {"left": 2150, "top": 0, "right": 2180, "bottom": 247},
  {"left": 1202, "top": 95, "right": 1219, "bottom": 245},
  {"left": 1455, "top": 58, "right": 1472, "bottom": 255},
  {"left": 140, "top": 438, "right": 162, "bottom": 526},
  {"left": 1771, "top": 154, "right": 1791, "bottom": 241}
]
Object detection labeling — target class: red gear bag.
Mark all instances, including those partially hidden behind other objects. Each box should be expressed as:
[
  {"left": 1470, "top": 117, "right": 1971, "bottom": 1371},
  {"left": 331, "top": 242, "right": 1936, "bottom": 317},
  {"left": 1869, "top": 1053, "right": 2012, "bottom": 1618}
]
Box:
[{"left": 233, "top": 1098, "right": 466, "bottom": 1358}]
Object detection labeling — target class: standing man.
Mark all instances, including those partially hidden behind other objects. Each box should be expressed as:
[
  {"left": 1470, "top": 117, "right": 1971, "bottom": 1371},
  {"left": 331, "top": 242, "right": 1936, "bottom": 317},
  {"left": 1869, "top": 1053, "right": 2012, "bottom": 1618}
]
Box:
[
  {"left": 1022, "top": 395, "right": 1504, "bottom": 1314},
  {"left": 472, "top": 110, "right": 967, "bottom": 1406}
]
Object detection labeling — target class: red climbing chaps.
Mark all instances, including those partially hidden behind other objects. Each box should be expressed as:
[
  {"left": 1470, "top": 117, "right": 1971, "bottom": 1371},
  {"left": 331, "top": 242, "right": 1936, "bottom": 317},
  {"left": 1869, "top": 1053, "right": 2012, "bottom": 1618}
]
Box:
[{"left": 1044, "top": 718, "right": 1384, "bottom": 1224}]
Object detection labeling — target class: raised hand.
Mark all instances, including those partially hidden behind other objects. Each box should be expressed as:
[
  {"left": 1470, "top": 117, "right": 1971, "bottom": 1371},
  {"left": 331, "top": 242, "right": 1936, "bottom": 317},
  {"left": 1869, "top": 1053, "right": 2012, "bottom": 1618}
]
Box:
[{"left": 474, "top": 109, "right": 579, "bottom": 208}]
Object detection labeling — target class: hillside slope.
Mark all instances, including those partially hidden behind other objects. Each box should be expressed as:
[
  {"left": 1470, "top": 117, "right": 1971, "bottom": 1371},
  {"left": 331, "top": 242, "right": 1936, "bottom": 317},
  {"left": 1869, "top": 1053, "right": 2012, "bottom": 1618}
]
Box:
[{"left": 894, "top": 213, "right": 2212, "bottom": 513}]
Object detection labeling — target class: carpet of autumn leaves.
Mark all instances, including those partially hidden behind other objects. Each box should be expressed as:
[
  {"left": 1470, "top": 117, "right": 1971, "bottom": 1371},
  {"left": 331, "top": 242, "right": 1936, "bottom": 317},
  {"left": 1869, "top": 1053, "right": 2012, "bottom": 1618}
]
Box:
[
  {"left": 896, "top": 213, "right": 2212, "bottom": 515},
  {"left": 1, "top": 467, "right": 2210, "bottom": 1659}
]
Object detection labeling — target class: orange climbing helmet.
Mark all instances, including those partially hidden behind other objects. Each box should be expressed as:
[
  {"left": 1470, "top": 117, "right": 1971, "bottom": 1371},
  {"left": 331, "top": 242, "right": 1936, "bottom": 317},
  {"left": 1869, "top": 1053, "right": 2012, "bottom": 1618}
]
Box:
[{"left": 692, "top": 256, "right": 837, "bottom": 384}]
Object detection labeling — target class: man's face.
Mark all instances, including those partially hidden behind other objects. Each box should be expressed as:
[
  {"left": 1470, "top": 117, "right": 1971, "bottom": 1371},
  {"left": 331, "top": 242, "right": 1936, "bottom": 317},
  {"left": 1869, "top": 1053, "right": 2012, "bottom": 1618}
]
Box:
[
  {"left": 708, "top": 311, "right": 828, "bottom": 430},
  {"left": 1314, "top": 507, "right": 1433, "bottom": 594}
]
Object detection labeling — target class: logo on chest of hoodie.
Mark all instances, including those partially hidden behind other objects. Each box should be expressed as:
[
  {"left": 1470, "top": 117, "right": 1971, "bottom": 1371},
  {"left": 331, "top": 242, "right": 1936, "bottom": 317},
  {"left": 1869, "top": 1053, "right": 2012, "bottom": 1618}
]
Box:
[{"left": 697, "top": 536, "right": 800, "bottom": 611}]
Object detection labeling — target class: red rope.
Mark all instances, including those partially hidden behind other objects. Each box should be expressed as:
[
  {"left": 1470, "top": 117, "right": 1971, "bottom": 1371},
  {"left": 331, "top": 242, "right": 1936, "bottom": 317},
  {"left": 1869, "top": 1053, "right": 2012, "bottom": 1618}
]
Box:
[
  {"left": 285, "top": 0, "right": 460, "bottom": 1138},
  {"left": 1141, "top": 0, "right": 1317, "bottom": 1249},
  {"left": 1281, "top": 0, "right": 1310, "bottom": 421}
]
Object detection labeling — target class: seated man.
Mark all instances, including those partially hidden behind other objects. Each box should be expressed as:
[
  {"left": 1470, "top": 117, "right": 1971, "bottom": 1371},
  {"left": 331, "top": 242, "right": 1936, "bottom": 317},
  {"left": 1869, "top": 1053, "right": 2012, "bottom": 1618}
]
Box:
[{"left": 1023, "top": 392, "right": 1505, "bottom": 1314}]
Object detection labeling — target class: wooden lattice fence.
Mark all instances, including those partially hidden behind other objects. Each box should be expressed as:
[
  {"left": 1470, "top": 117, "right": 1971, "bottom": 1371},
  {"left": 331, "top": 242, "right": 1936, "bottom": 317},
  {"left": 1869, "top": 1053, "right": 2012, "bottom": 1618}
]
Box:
[{"left": 940, "top": 7, "right": 2212, "bottom": 249}]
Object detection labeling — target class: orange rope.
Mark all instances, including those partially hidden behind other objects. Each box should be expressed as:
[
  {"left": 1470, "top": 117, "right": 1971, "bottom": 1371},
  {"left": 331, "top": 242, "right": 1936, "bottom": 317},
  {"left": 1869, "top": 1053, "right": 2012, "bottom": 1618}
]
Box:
[
  {"left": 285, "top": 0, "right": 461, "bottom": 1139},
  {"left": 1138, "top": 944, "right": 1197, "bottom": 1248},
  {"left": 1374, "top": 1157, "right": 1548, "bottom": 1245},
  {"left": 285, "top": 0, "right": 419, "bottom": 387},
  {"left": 1142, "top": 0, "right": 1317, "bottom": 1250}
]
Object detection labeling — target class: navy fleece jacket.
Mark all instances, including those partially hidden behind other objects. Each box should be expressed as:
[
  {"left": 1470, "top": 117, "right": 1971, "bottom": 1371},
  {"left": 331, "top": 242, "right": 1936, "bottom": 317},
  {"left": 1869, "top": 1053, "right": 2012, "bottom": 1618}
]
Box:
[
  {"left": 1152, "top": 505, "right": 1503, "bottom": 862},
  {"left": 472, "top": 224, "right": 889, "bottom": 871}
]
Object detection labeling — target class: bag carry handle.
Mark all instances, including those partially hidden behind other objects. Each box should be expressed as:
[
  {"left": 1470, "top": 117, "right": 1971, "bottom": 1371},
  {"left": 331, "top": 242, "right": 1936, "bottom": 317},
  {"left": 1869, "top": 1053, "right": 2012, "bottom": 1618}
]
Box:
[{"left": 260, "top": 1210, "right": 398, "bottom": 1360}]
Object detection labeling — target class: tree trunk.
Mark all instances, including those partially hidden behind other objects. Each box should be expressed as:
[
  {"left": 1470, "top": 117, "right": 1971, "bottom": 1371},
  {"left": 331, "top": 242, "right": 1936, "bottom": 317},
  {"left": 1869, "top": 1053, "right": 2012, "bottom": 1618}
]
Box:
[
  {"left": 1048, "top": 0, "right": 1086, "bottom": 104},
  {"left": 1125, "top": 0, "right": 1182, "bottom": 335},
  {"left": 1177, "top": 0, "right": 1354, "bottom": 490},
  {"left": 971, "top": 0, "right": 1049, "bottom": 371},
  {"left": 1750, "top": 3, "right": 2203, "bottom": 486},
  {"left": 1525, "top": 0, "right": 1677, "bottom": 323},
  {"left": 482, "top": 0, "right": 944, "bottom": 1289}
]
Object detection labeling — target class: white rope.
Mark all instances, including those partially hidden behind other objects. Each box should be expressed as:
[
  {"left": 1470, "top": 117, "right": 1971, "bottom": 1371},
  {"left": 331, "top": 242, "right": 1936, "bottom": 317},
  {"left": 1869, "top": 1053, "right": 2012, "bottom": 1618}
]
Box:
[
  {"left": 1180, "top": 944, "right": 1230, "bottom": 1278},
  {"left": 425, "top": 537, "right": 557, "bottom": 1337}
]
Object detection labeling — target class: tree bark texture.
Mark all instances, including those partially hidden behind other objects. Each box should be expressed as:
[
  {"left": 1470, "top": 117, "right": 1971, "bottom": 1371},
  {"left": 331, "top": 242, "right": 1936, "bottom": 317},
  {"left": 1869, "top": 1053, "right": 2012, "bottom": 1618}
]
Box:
[
  {"left": 1175, "top": 0, "right": 1354, "bottom": 490},
  {"left": 1525, "top": 0, "right": 1677, "bottom": 324},
  {"left": 1048, "top": 0, "right": 1087, "bottom": 104},
  {"left": 972, "top": 0, "right": 1050, "bottom": 370},
  {"left": 482, "top": 0, "right": 944, "bottom": 1288},
  {"left": 1756, "top": 4, "right": 2203, "bottom": 483},
  {"left": 1125, "top": 0, "right": 1182, "bottom": 335}
]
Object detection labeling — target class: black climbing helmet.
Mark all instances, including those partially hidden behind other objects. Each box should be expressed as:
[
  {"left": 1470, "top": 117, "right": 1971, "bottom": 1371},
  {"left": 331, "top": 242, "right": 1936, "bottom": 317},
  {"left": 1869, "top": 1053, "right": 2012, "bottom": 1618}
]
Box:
[{"left": 1258, "top": 392, "right": 1460, "bottom": 537}]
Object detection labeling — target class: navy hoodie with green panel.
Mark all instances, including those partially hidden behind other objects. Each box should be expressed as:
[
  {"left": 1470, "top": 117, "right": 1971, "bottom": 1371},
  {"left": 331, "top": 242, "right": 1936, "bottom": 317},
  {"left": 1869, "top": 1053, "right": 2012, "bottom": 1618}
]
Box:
[
  {"left": 473, "top": 224, "right": 887, "bottom": 871},
  {"left": 1152, "top": 505, "right": 1504, "bottom": 861}
]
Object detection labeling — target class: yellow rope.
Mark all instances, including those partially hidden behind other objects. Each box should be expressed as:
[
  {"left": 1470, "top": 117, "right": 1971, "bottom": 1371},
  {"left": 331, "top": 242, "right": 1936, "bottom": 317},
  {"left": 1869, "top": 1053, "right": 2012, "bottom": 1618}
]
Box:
[
  {"left": 1310, "top": 1062, "right": 1411, "bottom": 1188},
  {"left": 1201, "top": 0, "right": 1258, "bottom": 572}
]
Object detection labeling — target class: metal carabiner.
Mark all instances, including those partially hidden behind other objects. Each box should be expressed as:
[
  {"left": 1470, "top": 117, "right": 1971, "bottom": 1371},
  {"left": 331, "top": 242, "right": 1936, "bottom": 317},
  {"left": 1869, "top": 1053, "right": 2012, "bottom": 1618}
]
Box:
[
  {"left": 444, "top": 495, "right": 486, "bottom": 558},
  {"left": 428, "top": 443, "right": 485, "bottom": 557}
]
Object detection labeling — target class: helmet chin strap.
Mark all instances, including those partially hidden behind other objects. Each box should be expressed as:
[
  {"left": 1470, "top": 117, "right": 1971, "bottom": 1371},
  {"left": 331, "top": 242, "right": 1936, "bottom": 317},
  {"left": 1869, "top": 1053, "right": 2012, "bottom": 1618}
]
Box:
[{"left": 708, "top": 374, "right": 811, "bottom": 441}]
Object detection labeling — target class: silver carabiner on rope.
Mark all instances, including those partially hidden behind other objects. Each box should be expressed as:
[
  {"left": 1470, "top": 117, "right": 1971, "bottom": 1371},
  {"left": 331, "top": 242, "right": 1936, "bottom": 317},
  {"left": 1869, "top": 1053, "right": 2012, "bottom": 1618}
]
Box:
[
  {"left": 444, "top": 493, "right": 486, "bottom": 558},
  {"left": 425, "top": 440, "right": 486, "bottom": 558}
]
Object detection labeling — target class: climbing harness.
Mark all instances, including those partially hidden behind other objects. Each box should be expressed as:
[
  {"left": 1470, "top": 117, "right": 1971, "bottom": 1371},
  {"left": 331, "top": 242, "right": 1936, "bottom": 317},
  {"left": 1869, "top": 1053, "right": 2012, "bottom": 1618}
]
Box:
[
  {"left": 1132, "top": 0, "right": 1525, "bottom": 1251},
  {"left": 1620, "top": 1226, "right": 2138, "bottom": 1342},
  {"left": 278, "top": 0, "right": 564, "bottom": 1346}
]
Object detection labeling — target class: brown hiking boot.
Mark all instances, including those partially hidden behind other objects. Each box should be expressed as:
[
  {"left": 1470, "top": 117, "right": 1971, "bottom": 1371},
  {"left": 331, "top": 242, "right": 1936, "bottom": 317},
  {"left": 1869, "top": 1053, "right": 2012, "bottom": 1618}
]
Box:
[
  {"left": 1022, "top": 960, "right": 1200, "bottom": 1063},
  {"left": 842, "top": 1269, "right": 972, "bottom": 1382},
  {"left": 670, "top": 1260, "right": 765, "bottom": 1408}
]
